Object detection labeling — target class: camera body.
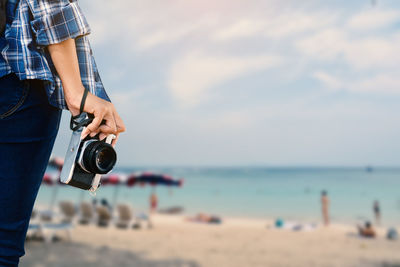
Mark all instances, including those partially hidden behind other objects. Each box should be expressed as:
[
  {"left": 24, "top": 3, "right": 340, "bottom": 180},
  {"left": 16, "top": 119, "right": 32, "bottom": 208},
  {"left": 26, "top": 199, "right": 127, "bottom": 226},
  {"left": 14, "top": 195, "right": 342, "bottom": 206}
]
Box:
[{"left": 60, "top": 113, "right": 117, "bottom": 191}]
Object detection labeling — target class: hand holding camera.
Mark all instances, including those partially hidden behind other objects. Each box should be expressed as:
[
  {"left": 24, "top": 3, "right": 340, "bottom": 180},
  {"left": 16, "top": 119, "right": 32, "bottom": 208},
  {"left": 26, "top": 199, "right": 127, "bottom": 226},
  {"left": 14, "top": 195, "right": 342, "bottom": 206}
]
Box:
[
  {"left": 60, "top": 87, "right": 126, "bottom": 192},
  {"left": 66, "top": 87, "right": 125, "bottom": 145}
]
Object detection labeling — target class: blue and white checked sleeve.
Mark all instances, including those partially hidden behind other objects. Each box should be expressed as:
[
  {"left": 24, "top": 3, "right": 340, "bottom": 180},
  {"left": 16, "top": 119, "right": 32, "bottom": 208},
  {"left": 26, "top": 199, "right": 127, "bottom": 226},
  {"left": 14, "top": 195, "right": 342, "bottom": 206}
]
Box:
[{"left": 29, "top": 0, "right": 91, "bottom": 46}]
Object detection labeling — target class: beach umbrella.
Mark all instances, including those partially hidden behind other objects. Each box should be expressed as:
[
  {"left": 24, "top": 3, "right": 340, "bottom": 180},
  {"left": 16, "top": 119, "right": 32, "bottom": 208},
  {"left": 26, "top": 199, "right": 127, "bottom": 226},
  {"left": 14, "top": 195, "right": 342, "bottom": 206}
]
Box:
[
  {"left": 126, "top": 172, "right": 183, "bottom": 224},
  {"left": 101, "top": 173, "right": 123, "bottom": 186},
  {"left": 48, "top": 156, "right": 64, "bottom": 170},
  {"left": 126, "top": 172, "right": 184, "bottom": 187},
  {"left": 42, "top": 173, "right": 55, "bottom": 185}
]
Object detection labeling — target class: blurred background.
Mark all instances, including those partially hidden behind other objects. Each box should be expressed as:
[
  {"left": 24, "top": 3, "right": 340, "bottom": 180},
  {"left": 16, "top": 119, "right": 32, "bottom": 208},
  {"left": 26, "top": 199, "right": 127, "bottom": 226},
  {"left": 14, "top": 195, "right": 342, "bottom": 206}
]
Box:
[{"left": 23, "top": 0, "right": 400, "bottom": 266}]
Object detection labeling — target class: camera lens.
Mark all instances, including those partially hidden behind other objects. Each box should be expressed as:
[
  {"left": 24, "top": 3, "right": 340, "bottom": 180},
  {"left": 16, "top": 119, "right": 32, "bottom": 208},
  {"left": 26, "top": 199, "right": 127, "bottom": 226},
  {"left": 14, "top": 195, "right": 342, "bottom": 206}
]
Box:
[
  {"left": 96, "top": 148, "right": 115, "bottom": 171},
  {"left": 82, "top": 141, "right": 117, "bottom": 174}
]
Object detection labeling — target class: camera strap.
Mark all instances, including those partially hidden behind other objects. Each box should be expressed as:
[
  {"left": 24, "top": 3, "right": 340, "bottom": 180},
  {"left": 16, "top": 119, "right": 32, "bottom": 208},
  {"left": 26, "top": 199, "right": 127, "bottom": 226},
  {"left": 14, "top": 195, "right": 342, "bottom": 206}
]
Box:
[{"left": 70, "top": 87, "right": 94, "bottom": 131}]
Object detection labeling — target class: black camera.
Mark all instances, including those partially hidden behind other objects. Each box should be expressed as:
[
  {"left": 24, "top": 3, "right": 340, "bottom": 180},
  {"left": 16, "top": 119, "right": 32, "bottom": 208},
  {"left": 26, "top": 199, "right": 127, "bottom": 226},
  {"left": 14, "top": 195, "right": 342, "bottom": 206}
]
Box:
[{"left": 60, "top": 113, "right": 117, "bottom": 191}]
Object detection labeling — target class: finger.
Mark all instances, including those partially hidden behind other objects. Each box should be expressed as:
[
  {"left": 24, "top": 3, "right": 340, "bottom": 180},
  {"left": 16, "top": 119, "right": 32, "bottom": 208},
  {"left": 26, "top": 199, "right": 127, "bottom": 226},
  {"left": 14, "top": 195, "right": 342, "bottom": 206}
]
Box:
[
  {"left": 90, "top": 130, "right": 99, "bottom": 137},
  {"left": 99, "top": 132, "right": 107, "bottom": 141},
  {"left": 103, "top": 113, "right": 118, "bottom": 134},
  {"left": 113, "top": 110, "right": 126, "bottom": 133},
  {"left": 82, "top": 126, "right": 98, "bottom": 139},
  {"left": 87, "top": 118, "right": 117, "bottom": 139},
  {"left": 81, "top": 128, "right": 90, "bottom": 139},
  {"left": 86, "top": 115, "right": 103, "bottom": 134},
  {"left": 97, "top": 124, "right": 116, "bottom": 135},
  {"left": 89, "top": 125, "right": 113, "bottom": 139}
]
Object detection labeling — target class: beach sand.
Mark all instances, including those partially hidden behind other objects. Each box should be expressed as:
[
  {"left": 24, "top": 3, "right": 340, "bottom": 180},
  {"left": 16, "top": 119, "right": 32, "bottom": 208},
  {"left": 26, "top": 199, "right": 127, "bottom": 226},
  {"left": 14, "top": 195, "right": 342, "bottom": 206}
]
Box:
[{"left": 21, "top": 215, "right": 400, "bottom": 267}]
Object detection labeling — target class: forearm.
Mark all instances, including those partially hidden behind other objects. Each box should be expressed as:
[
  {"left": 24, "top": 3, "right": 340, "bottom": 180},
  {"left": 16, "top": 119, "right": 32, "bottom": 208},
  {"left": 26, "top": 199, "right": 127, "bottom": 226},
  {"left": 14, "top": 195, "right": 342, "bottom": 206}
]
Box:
[
  {"left": 48, "top": 38, "right": 84, "bottom": 115},
  {"left": 47, "top": 38, "right": 125, "bottom": 141}
]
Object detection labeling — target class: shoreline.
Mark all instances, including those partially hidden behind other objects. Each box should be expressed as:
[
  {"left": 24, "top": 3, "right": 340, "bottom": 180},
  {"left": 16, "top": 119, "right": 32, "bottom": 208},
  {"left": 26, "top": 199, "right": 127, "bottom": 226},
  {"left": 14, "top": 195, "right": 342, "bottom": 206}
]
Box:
[{"left": 35, "top": 200, "right": 400, "bottom": 227}]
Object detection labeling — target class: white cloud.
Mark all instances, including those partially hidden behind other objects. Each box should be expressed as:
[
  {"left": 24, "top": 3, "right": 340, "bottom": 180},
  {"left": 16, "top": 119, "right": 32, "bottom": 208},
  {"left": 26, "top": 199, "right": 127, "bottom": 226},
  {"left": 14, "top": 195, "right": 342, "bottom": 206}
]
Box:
[
  {"left": 313, "top": 71, "right": 400, "bottom": 94},
  {"left": 296, "top": 28, "right": 346, "bottom": 61},
  {"left": 85, "top": 0, "right": 400, "bottom": 72},
  {"left": 212, "top": 12, "right": 337, "bottom": 42},
  {"left": 167, "top": 52, "right": 283, "bottom": 107},
  {"left": 348, "top": 9, "right": 400, "bottom": 30},
  {"left": 135, "top": 25, "right": 196, "bottom": 50},
  {"left": 212, "top": 19, "right": 267, "bottom": 41},
  {"left": 312, "top": 71, "right": 343, "bottom": 90},
  {"left": 263, "top": 12, "right": 337, "bottom": 39},
  {"left": 296, "top": 28, "right": 400, "bottom": 70},
  {"left": 345, "top": 37, "right": 400, "bottom": 69},
  {"left": 352, "top": 73, "right": 400, "bottom": 94},
  {"left": 135, "top": 17, "right": 217, "bottom": 50}
]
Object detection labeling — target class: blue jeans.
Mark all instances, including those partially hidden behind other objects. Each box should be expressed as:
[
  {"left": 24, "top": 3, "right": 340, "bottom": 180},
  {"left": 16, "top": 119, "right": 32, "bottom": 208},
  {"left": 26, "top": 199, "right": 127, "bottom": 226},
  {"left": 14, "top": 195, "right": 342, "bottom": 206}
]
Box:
[{"left": 0, "top": 73, "right": 61, "bottom": 266}]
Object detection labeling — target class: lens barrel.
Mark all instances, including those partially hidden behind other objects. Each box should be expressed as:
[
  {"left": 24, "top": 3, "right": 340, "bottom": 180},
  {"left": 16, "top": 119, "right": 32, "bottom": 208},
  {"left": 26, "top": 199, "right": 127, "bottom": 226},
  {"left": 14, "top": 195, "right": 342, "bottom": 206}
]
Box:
[{"left": 82, "top": 141, "right": 117, "bottom": 174}]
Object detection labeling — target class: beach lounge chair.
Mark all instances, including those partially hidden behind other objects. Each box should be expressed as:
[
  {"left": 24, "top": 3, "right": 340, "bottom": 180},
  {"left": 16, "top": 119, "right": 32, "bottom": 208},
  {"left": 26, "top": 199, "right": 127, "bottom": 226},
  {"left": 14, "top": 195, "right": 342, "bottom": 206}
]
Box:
[
  {"left": 27, "top": 222, "right": 73, "bottom": 243},
  {"left": 59, "top": 201, "right": 77, "bottom": 223},
  {"left": 116, "top": 204, "right": 133, "bottom": 229},
  {"left": 39, "top": 210, "right": 55, "bottom": 222},
  {"left": 31, "top": 209, "right": 38, "bottom": 220},
  {"left": 96, "top": 206, "right": 112, "bottom": 227},
  {"left": 79, "top": 202, "right": 94, "bottom": 225},
  {"left": 127, "top": 212, "right": 150, "bottom": 230}
]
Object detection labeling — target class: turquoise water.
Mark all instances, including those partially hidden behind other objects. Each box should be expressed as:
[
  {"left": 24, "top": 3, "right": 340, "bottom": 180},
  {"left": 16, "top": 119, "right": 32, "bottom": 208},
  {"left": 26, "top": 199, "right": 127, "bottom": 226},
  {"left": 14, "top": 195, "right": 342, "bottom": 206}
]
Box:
[{"left": 36, "top": 167, "right": 400, "bottom": 225}]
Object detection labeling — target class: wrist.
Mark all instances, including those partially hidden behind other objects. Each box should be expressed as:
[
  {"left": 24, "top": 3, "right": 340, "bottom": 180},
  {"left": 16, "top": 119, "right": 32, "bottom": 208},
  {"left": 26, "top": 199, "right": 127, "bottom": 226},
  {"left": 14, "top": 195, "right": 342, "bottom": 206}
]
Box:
[{"left": 63, "top": 83, "right": 85, "bottom": 115}]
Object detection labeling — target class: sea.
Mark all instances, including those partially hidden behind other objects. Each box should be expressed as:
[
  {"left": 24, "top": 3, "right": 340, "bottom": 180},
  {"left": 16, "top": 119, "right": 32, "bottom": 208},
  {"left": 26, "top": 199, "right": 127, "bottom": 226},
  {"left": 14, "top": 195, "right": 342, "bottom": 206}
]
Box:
[{"left": 36, "top": 167, "right": 400, "bottom": 226}]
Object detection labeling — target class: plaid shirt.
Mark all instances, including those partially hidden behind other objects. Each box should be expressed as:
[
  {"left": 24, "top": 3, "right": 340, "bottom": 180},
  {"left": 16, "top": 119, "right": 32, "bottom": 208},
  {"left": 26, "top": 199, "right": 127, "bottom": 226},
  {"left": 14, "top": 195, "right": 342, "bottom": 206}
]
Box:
[{"left": 0, "top": 0, "right": 110, "bottom": 109}]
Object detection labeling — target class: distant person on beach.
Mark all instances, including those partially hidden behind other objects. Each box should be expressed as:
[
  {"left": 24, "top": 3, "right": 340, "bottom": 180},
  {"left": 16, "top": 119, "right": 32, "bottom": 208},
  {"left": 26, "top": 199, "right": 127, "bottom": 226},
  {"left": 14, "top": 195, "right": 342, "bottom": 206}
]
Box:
[
  {"left": 186, "top": 213, "right": 222, "bottom": 224},
  {"left": 0, "top": 0, "right": 125, "bottom": 265},
  {"left": 150, "top": 192, "right": 158, "bottom": 213},
  {"left": 148, "top": 192, "right": 158, "bottom": 229},
  {"left": 373, "top": 200, "right": 381, "bottom": 225},
  {"left": 357, "top": 221, "right": 376, "bottom": 238},
  {"left": 321, "top": 190, "right": 330, "bottom": 226}
]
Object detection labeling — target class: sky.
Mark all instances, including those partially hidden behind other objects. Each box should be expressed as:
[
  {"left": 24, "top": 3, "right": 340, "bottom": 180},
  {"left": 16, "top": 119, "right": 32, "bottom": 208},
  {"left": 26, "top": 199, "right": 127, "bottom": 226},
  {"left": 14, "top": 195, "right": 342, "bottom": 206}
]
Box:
[{"left": 51, "top": 0, "right": 400, "bottom": 167}]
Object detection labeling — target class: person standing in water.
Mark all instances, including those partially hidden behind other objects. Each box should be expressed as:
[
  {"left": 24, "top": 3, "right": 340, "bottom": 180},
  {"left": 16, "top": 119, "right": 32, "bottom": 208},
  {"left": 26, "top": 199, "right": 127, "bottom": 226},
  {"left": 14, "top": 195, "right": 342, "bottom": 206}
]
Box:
[
  {"left": 147, "top": 192, "right": 158, "bottom": 229},
  {"left": 373, "top": 200, "right": 381, "bottom": 226},
  {"left": 321, "top": 190, "right": 330, "bottom": 226},
  {"left": 150, "top": 192, "right": 158, "bottom": 214}
]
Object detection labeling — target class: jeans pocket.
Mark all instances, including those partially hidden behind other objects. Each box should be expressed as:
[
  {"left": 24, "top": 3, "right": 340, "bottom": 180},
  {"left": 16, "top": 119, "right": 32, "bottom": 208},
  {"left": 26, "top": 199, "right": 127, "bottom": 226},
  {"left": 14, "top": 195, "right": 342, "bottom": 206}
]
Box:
[{"left": 0, "top": 74, "right": 30, "bottom": 119}]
